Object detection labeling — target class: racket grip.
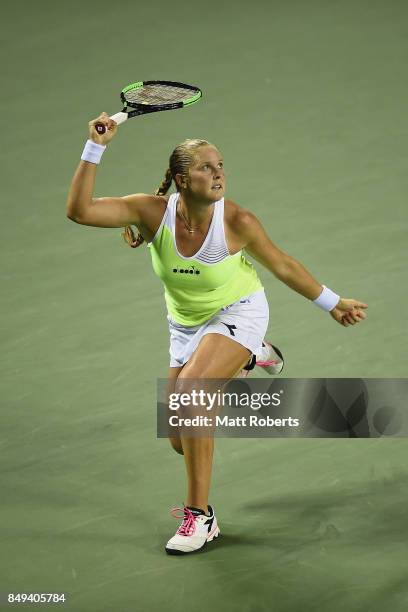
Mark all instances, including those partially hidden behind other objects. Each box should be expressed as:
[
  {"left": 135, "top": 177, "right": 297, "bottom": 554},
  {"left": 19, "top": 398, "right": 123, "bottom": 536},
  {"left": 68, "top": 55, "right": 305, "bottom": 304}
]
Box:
[{"left": 95, "top": 112, "right": 128, "bottom": 135}]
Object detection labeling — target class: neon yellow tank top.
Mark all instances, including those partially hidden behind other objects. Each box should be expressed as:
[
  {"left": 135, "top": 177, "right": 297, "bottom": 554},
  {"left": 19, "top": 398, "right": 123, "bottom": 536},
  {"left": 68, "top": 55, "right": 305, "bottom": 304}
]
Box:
[{"left": 148, "top": 193, "right": 263, "bottom": 326}]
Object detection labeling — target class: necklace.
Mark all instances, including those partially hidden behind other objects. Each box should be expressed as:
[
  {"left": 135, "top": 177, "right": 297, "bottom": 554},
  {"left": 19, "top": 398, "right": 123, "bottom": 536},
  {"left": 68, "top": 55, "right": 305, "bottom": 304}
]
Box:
[{"left": 177, "top": 203, "right": 201, "bottom": 234}]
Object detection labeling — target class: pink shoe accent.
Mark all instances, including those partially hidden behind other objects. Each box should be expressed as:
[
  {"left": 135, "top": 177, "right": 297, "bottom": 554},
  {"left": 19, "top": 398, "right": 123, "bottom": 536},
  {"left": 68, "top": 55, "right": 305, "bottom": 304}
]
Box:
[
  {"left": 170, "top": 506, "right": 197, "bottom": 536},
  {"left": 256, "top": 359, "right": 280, "bottom": 367}
]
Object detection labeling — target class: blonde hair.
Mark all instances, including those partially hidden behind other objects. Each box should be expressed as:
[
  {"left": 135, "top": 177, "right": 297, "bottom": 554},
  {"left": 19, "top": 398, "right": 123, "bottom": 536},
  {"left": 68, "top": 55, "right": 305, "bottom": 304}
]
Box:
[{"left": 123, "top": 139, "right": 213, "bottom": 248}]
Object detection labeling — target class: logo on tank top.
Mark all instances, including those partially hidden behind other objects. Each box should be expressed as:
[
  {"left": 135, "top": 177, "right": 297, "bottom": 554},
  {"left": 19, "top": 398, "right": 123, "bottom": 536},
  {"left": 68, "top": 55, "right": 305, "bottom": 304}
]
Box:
[{"left": 172, "top": 265, "right": 201, "bottom": 275}]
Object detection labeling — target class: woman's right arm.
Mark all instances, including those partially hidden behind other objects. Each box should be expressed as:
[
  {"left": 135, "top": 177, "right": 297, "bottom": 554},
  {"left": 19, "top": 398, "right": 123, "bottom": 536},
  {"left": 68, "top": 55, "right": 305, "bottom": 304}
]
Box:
[{"left": 66, "top": 112, "right": 157, "bottom": 228}]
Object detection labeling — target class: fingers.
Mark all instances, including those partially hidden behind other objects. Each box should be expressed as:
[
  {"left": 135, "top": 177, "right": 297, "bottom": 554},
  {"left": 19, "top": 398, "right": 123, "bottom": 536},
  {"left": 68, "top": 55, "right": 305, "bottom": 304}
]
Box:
[
  {"left": 353, "top": 300, "right": 368, "bottom": 309},
  {"left": 89, "top": 112, "right": 106, "bottom": 132},
  {"left": 90, "top": 112, "right": 113, "bottom": 129},
  {"left": 342, "top": 308, "right": 367, "bottom": 326},
  {"left": 332, "top": 299, "right": 367, "bottom": 326},
  {"left": 88, "top": 112, "right": 118, "bottom": 144},
  {"left": 337, "top": 300, "right": 368, "bottom": 329}
]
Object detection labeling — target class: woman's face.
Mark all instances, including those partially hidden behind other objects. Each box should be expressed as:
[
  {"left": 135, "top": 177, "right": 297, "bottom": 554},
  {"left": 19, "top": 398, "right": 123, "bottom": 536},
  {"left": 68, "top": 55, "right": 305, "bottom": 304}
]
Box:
[{"left": 180, "top": 145, "right": 225, "bottom": 202}]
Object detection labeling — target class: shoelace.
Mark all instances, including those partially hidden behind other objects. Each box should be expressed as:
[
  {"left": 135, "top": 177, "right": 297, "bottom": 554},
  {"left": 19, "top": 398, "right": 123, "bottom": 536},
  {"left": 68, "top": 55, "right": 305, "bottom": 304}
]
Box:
[{"left": 171, "top": 506, "right": 198, "bottom": 536}]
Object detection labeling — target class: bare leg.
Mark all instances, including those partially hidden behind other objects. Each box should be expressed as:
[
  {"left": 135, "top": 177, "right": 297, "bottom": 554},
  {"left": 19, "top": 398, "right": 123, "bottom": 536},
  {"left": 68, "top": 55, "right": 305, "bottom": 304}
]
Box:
[
  {"left": 166, "top": 366, "right": 185, "bottom": 455},
  {"left": 177, "top": 333, "right": 251, "bottom": 513}
]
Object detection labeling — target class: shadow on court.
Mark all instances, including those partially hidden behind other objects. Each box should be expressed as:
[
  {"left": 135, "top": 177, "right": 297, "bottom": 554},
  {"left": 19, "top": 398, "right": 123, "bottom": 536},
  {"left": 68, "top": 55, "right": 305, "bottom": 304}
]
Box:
[{"left": 241, "top": 470, "right": 408, "bottom": 549}]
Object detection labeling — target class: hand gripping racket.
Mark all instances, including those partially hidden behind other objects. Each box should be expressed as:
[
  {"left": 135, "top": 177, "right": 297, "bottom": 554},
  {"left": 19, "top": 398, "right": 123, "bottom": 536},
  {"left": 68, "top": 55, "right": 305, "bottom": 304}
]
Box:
[{"left": 95, "top": 80, "right": 202, "bottom": 134}]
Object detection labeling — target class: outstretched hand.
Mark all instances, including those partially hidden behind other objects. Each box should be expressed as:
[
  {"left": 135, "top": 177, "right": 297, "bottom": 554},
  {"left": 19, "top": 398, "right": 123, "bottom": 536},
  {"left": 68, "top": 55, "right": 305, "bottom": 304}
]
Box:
[{"left": 330, "top": 298, "right": 368, "bottom": 327}]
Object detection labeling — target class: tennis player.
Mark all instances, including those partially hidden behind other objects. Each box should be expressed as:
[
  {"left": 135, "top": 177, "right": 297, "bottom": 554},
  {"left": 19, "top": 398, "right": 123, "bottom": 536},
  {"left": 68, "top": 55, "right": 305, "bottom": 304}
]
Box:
[{"left": 66, "top": 112, "right": 368, "bottom": 555}]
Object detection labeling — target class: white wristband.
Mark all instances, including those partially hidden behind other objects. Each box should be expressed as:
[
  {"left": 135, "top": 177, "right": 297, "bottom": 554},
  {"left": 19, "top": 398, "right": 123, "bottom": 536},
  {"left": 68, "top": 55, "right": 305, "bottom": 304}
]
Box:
[
  {"left": 81, "top": 139, "right": 106, "bottom": 164},
  {"left": 313, "top": 285, "right": 340, "bottom": 312}
]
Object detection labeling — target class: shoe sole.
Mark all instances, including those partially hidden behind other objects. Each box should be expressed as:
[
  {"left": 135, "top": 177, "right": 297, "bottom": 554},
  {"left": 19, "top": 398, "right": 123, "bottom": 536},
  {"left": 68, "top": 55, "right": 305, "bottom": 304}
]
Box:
[{"left": 165, "top": 528, "right": 220, "bottom": 555}]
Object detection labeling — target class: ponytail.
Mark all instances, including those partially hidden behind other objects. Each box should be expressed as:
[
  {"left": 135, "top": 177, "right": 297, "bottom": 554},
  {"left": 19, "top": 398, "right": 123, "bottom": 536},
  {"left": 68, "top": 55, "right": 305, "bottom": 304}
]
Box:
[
  {"left": 155, "top": 168, "right": 173, "bottom": 196},
  {"left": 122, "top": 168, "right": 173, "bottom": 248}
]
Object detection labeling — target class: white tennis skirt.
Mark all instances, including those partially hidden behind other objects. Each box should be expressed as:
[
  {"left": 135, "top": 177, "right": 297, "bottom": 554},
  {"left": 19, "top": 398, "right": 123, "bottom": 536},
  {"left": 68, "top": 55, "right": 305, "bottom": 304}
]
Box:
[{"left": 167, "top": 288, "right": 269, "bottom": 367}]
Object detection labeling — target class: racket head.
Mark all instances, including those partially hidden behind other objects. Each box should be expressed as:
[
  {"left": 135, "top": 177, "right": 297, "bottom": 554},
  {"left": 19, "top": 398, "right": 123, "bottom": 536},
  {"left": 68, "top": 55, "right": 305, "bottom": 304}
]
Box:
[
  {"left": 93, "top": 80, "right": 202, "bottom": 135},
  {"left": 120, "top": 80, "right": 202, "bottom": 110}
]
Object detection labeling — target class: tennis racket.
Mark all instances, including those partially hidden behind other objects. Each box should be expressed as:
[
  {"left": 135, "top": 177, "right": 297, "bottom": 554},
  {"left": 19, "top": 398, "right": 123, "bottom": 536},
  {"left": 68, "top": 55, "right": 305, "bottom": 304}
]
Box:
[{"left": 95, "top": 80, "right": 202, "bottom": 134}]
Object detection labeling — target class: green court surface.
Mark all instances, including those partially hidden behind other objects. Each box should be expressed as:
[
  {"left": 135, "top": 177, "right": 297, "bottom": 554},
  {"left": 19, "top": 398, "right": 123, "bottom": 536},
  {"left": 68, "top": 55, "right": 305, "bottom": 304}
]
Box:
[{"left": 1, "top": 1, "right": 407, "bottom": 610}]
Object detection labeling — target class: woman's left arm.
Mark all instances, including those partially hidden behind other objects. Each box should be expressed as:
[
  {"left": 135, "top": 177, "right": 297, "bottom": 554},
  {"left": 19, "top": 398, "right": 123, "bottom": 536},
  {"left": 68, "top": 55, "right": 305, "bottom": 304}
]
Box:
[{"left": 237, "top": 211, "right": 368, "bottom": 327}]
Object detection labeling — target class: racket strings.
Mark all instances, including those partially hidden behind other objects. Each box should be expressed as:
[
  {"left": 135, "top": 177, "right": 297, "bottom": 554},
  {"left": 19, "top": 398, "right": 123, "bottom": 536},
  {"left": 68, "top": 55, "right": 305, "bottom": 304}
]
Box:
[{"left": 124, "top": 84, "right": 198, "bottom": 105}]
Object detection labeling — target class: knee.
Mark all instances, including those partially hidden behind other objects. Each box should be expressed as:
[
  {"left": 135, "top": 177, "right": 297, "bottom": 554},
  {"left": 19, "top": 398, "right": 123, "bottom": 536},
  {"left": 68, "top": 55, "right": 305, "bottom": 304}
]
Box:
[
  {"left": 173, "top": 367, "right": 207, "bottom": 402},
  {"left": 177, "top": 364, "right": 204, "bottom": 382}
]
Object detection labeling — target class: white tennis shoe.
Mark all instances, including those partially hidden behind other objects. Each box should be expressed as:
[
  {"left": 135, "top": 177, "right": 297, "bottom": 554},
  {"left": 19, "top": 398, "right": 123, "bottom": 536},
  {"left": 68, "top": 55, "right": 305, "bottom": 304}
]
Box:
[
  {"left": 165, "top": 504, "right": 220, "bottom": 555},
  {"left": 240, "top": 341, "right": 284, "bottom": 377}
]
